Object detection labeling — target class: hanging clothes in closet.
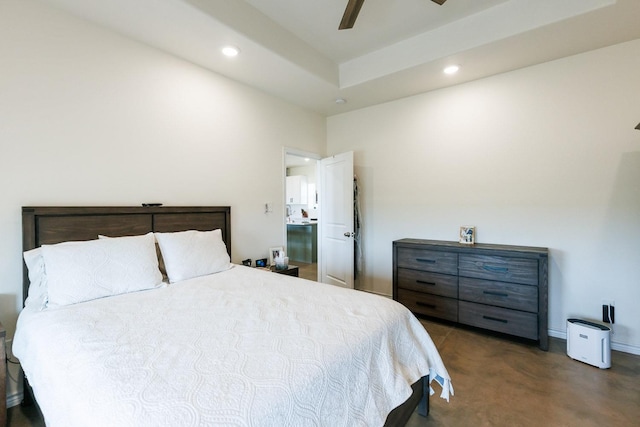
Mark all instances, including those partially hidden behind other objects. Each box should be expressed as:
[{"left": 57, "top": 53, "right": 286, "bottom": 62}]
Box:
[{"left": 354, "top": 175, "right": 363, "bottom": 279}]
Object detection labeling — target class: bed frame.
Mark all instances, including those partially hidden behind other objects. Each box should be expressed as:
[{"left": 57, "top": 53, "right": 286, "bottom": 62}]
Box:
[{"left": 21, "top": 205, "right": 428, "bottom": 425}]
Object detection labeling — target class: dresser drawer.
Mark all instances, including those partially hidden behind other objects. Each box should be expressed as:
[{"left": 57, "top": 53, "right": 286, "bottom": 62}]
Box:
[
  {"left": 397, "top": 289, "right": 458, "bottom": 322},
  {"left": 396, "top": 248, "right": 458, "bottom": 275},
  {"left": 459, "top": 277, "right": 537, "bottom": 312},
  {"left": 397, "top": 268, "right": 458, "bottom": 298},
  {"left": 459, "top": 254, "right": 538, "bottom": 286},
  {"left": 458, "top": 301, "right": 538, "bottom": 340}
]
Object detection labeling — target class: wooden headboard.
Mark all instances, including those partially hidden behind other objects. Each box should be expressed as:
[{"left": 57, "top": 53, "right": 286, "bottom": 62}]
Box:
[{"left": 21, "top": 206, "right": 231, "bottom": 304}]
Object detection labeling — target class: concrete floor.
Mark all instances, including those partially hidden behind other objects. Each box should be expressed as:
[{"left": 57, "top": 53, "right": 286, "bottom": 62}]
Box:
[
  {"left": 407, "top": 319, "right": 640, "bottom": 426},
  {"left": 296, "top": 261, "right": 318, "bottom": 281},
  {"left": 8, "top": 317, "right": 639, "bottom": 426}
]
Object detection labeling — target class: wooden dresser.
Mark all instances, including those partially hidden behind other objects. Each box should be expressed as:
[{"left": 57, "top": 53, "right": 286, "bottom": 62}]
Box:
[{"left": 393, "top": 239, "right": 549, "bottom": 350}]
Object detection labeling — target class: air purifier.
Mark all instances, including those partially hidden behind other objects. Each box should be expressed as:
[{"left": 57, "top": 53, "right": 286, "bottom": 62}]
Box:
[{"left": 566, "top": 318, "right": 611, "bottom": 369}]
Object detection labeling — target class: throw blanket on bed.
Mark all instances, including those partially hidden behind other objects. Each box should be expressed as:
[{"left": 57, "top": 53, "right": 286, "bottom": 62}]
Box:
[{"left": 14, "top": 266, "right": 452, "bottom": 427}]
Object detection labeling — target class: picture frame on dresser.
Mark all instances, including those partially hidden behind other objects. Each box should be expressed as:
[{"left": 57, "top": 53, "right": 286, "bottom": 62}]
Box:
[{"left": 459, "top": 226, "right": 475, "bottom": 244}]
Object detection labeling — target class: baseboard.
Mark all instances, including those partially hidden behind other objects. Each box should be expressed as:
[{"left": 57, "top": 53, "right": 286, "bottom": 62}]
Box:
[{"left": 548, "top": 329, "right": 640, "bottom": 356}]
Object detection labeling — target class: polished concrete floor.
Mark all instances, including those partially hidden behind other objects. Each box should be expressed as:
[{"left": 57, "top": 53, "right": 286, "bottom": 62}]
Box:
[
  {"left": 407, "top": 319, "right": 640, "bottom": 426},
  {"left": 8, "top": 317, "right": 639, "bottom": 426},
  {"left": 296, "top": 261, "right": 318, "bottom": 281}
]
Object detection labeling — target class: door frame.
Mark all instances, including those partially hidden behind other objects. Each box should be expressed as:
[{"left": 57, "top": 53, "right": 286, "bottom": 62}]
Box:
[{"left": 282, "top": 147, "right": 322, "bottom": 280}]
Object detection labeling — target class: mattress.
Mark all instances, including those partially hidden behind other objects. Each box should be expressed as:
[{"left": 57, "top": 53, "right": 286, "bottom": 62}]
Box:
[{"left": 14, "top": 265, "right": 452, "bottom": 427}]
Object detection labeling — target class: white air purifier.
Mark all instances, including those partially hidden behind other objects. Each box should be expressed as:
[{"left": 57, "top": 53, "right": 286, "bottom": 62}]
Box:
[{"left": 566, "top": 319, "right": 611, "bottom": 369}]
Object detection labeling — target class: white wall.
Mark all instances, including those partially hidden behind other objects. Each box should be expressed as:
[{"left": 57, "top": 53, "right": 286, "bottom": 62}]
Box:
[
  {"left": 0, "top": 0, "right": 325, "bottom": 343},
  {"left": 327, "top": 39, "right": 640, "bottom": 351}
]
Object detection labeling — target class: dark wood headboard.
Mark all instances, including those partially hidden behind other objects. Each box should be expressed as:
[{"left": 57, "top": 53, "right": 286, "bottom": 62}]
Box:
[{"left": 21, "top": 206, "right": 231, "bottom": 304}]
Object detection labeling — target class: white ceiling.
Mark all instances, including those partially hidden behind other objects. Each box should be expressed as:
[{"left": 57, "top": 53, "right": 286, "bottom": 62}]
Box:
[
  {"left": 39, "top": 0, "right": 640, "bottom": 116},
  {"left": 243, "top": 0, "right": 510, "bottom": 63}
]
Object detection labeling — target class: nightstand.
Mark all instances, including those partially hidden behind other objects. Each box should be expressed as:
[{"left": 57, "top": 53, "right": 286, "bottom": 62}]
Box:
[
  {"left": 0, "top": 321, "right": 6, "bottom": 427},
  {"left": 270, "top": 265, "right": 299, "bottom": 277}
]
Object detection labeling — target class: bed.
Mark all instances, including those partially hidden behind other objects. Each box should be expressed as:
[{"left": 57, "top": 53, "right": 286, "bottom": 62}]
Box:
[{"left": 14, "top": 206, "right": 452, "bottom": 426}]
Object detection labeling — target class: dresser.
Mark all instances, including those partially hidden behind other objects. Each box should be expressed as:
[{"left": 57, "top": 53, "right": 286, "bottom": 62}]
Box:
[{"left": 393, "top": 239, "right": 549, "bottom": 350}]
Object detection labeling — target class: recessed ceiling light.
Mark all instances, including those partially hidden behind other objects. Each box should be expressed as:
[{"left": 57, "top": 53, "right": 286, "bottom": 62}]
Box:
[
  {"left": 222, "top": 46, "right": 240, "bottom": 57},
  {"left": 335, "top": 98, "right": 347, "bottom": 104},
  {"left": 444, "top": 65, "right": 460, "bottom": 75}
]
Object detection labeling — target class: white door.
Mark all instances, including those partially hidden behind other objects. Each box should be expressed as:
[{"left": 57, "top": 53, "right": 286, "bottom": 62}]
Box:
[{"left": 319, "top": 151, "right": 354, "bottom": 288}]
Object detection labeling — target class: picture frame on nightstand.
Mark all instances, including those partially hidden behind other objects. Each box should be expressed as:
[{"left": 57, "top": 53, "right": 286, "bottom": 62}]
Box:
[
  {"left": 268, "top": 246, "right": 284, "bottom": 266},
  {"left": 459, "top": 226, "right": 475, "bottom": 244}
]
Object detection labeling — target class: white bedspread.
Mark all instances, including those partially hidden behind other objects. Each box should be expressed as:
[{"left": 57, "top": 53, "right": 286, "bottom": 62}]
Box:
[{"left": 14, "top": 265, "right": 452, "bottom": 427}]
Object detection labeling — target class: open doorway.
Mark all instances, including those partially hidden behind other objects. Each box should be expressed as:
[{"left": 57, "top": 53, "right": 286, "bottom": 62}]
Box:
[
  {"left": 284, "top": 149, "right": 320, "bottom": 281},
  {"left": 283, "top": 149, "right": 355, "bottom": 287}
]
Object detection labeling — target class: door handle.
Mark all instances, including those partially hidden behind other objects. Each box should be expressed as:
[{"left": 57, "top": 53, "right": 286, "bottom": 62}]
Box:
[
  {"left": 344, "top": 232, "right": 355, "bottom": 237},
  {"left": 483, "top": 291, "right": 509, "bottom": 298},
  {"left": 483, "top": 265, "right": 509, "bottom": 273}
]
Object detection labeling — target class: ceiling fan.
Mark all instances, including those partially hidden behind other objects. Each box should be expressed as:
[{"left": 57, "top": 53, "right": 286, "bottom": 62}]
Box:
[{"left": 339, "top": 0, "right": 448, "bottom": 30}]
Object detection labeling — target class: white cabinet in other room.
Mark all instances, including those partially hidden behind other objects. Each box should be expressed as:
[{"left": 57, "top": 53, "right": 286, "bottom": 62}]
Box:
[{"left": 286, "top": 175, "right": 308, "bottom": 204}]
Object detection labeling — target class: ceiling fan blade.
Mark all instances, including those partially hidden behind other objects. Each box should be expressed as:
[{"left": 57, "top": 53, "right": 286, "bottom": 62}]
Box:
[
  {"left": 432, "top": 0, "right": 447, "bottom": 5},
  {"left": 339, "top": 0, "right": 365, "bottom": 30}
]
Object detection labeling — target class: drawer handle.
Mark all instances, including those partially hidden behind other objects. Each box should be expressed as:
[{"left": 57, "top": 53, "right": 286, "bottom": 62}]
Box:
[
  {"left": 416, "top": 258, "right": 436, "bottom": 264},
  {"left": 483, "top": 265, "right": 509, "bottom": 273},
  {"left": 483, "top": 315, "right": 508, "bottom": 324},
  {"left": 416, "top": 280, "right": 436, "bottom": 286},
  {"left": 483, "top": 291, "right": 509, "bottom": 298},
  {"left": 416, "top": 302, "right": 436, "bottom": 309}
]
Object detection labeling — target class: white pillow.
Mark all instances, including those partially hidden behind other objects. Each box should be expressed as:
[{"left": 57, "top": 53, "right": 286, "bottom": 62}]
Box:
[
  {"left": 41, "top": 233, "right": 163, "bottom": 307},
  {"left": 99, "top": 234, "right": 168, "bottom": 283},
  {"left": 23, "top": 247, "right": 48, "bottom": 310},
  {"left": 154, "top": 229, "right": 231, "bottom": 283}
]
